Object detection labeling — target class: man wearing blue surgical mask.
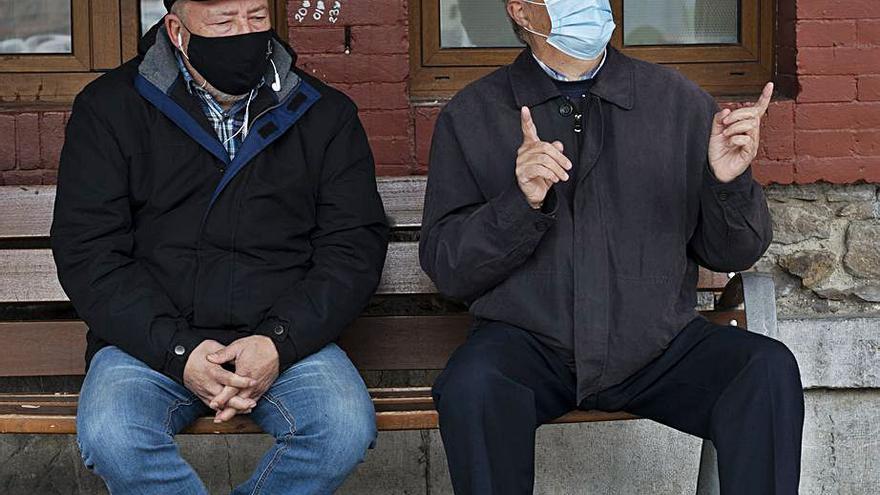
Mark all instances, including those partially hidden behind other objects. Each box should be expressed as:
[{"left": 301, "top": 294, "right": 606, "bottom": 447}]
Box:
[{"left": 420, "top": 1, "right": 802, "bottom": 494}]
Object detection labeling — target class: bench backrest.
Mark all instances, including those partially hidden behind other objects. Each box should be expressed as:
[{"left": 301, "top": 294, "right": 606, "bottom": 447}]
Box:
[{"left": 0, "top": 178, "right": 736, "bottom": 378}]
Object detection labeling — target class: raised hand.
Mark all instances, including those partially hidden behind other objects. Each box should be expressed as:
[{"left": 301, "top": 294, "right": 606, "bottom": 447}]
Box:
[
  {"left": 516, "top": 106, "right": 572, "bottom": 209},
  {"left": 708, "top": 82, "right": 774, "bottom": 183}
]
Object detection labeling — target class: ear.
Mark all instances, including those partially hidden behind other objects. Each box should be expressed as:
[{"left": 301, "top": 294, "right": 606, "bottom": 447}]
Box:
[
  {"left": 164, "top": 14, "right": 184, "bottom": 50},
  {"left": 507, "top": 0, "right": 531, "bottom": 31}
]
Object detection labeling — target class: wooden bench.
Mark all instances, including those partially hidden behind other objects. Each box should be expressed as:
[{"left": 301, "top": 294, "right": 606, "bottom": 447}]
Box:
[{"left": 0, "top": 177, "right": 778, "bottom": 494}]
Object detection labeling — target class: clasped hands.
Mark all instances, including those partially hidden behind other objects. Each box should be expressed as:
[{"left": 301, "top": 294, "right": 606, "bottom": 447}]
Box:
[{"left": 183, "top": 335, "right": 280, "bottom": 423}]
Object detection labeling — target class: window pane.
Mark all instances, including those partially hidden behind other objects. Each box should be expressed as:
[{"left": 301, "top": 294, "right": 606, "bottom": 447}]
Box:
[
  {"left": 624, "top": 0, "right": 739, "bottom": 46},
  {"left": 141, "top": 0, "right": 168, "bottom": 35},
  {"left": 440, "top": 0, "right": 524, "bottom": 49},
  {"left": 0, "top": 0, "right": 72, "bottom": 54}
]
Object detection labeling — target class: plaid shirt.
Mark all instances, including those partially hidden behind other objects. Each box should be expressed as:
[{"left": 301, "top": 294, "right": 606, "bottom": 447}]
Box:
[{"left": 175, "top": 52, "right": 263, "bottom": 161}]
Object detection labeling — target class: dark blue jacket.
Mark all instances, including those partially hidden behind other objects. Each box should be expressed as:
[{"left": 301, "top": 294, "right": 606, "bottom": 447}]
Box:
[
  {"left": 51, "top": 26, "right": 388, "bottom": 383},
  {"left": 420, "top": 47, "right": 773, "bottom": 402}
]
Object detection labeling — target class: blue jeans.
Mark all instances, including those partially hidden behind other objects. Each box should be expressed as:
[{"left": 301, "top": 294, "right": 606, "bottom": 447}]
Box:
[{"left": 76, "top": 344, "right": 377, "bottom": 495}]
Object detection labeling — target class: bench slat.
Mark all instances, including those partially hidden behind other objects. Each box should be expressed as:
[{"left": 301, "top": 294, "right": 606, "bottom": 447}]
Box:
[
  {"left": 0, "top": 242, "right": 436, "bottom": 303},
  {"left": 0, "top": 315, "right": 473, "bottom": 376},
  {"left": 0, "top": 310, "right": 745, "bottom": 378},
  {"left": 0, "top": 245, "right": 736, "bottom": 304},
  {"left": 0, "top": 186, "right": 56, "bottom": 240},
  {"left": 0, "top": 179, "right": 425, "bottom": 240},
  {"left": 0, "top": 391, "right": 638, "bottom": 434},
  {"left": 0, "top": 181, "right": 732, "bottom": 293}
]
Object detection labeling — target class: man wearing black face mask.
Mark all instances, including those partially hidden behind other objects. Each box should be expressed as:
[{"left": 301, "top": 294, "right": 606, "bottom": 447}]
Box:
[
  {"left": 51, "top": 0, "right": 388, "bottom": 493},
  {"left": 421, "top": 1, "right": 803, "bottom": 494}
]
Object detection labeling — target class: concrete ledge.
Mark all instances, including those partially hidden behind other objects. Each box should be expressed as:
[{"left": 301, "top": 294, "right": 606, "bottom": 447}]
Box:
[{"left": 778, "top": 317, "right": 880, "bottom": 389}]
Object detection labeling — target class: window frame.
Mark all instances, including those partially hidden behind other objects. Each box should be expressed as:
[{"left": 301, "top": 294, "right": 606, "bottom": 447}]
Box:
[
  {"left": 0, "top": 0, "right": 288, "bottom": 105},
  {"left": 409, "top": 0, "right": 775, "bottom": 98}
]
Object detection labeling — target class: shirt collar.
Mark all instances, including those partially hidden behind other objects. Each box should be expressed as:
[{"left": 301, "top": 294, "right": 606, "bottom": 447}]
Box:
[
  {"left": 509, "top": 46, "right": 634, "bottom": 111},
  {"left": 531, "top": 48, "right": 607, "bottom": 82}
]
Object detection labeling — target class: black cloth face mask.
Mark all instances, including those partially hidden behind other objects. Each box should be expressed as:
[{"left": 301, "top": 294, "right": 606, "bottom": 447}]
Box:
[{"left": 179, "top": 25, "right": 273, "bottom": 96}]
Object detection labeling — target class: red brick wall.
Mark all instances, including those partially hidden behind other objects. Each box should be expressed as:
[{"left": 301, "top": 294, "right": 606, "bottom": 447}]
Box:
[{"left": 1, "top": 0, "right": 878, "bottom": 185}]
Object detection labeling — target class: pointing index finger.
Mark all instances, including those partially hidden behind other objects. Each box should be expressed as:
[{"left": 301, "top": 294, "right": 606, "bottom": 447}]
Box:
[
  {"left": 521, "top": 106, "right": 540, "bottom": 144},
  {"left": 755, "top": 82, "right": 774, "bottom": 115}
]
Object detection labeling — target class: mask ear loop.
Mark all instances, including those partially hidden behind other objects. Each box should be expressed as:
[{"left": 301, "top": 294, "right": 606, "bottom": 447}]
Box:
[
  {"left": 518, "top": 0, "right": 551, "bottom": 39},
  {"left": 175, "top": 24, "right": 207, "bottom": 90}
]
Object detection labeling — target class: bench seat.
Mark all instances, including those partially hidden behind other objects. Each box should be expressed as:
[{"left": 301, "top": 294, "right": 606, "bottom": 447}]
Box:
[{"left": 0, "top": 391, "right": 639, "bottom": 434}]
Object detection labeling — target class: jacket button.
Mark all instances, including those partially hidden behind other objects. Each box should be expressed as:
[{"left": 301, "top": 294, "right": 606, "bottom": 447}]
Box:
[
  {"left": 273, "top": 324, "right": 285, "bottom": 335},
  {"left": 559, "top": 103, "right": 573, "bottom": 117},
  {"left": 174, "top": 345, "right": 186, "bottom": 356},
  {"left": 718, "top": 191, "right": 729, "bottom": 201}
]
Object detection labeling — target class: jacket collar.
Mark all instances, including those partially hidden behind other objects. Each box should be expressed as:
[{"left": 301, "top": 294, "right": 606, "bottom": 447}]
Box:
[{"left": 509, "top": 45, "right": 634, "bottom": 111}]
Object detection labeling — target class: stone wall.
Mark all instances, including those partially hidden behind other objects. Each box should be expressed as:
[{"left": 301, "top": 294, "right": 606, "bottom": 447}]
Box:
[{"left": 758, "top": 184, "right": 880, "bottom": 316}]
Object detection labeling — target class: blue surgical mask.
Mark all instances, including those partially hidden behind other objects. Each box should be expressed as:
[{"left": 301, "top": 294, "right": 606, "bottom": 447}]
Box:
[{"left": 522, "top": 0, "right": 616, "bottom": 61}]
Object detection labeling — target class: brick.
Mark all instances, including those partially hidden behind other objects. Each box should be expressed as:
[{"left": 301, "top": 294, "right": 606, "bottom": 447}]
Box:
[
  {"left": 41, "top": 169, "right": 58, "bottom": 185},
  {"left": 360, "top": 109, "right": 410, "bottom": 139},
  {"left": 288, "top": 0, "right": 406, "bottom": 27},
  {"left": 798, "top": 0, "right": 880, "bottom": 20},
  {"left": 752, "top": 160, "right": 795, "bottom": 185},
  {"left": 858, "top": 75, "right": 880, "bottom": 101},
  {"left": 796, "top": 102, "right": 880, "bottom": 130},
  {"left": 14, "top": 113, "right": 39, "bottom": 170},
  {"left": 337, "top": 83, "right": 409, "bottom": 110},
  {"left": 375, "top": 164, "right": 412, "bottom": 176},
  {"left": 39, "top": 112, "right": 66, "bottom": 170},
  {"left": 368, "top": 136, "right": 411, "bottom": 166},
  {"left": 797, "top": 20, "right": 856, "bottom": 47},
  {"left": 288, "top": 26, "right": 345, "bottom": 54},
  {"left": 414, "top": 106, "right": 442, "bottom": 168},
  {"left": 758, "top": 100, "right": 795, "bottom": 160},
  {"left": 350, "top": 25, "right": 408, "bottom": 55},
  {"left": 797, "top": 76, "right": 857, "bottom": 103},
  {"left": 855, "top": 130, "right": 880, "bottom": 156},
  {"left": 795, "top": 156, "right": 880, "bottom": 184},
  {"left": 796, "top": 130, "right": 856, "bottom": 158},
  {"left": 0, "top": 114, "right": 14, "bottom": 171},
  {"left": 2, "top": 169, "right": 43, "bottom": 185},
  {"left": 858, "top": 19, "right": 880, "bottom": 45},
  {"left": 297, "top": 54, "right": 409, "bottom": 84},
  {"left": 798, "top": 47, "right": 880, "bottom": 75}
]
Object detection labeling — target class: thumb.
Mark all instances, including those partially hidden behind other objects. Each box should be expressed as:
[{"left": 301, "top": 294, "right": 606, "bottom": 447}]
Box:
[
  {"left": 207, "top": 346, "right": 237, "bottom": 364},
  {"left": 712, "top": 108, "right": 731, "bottom": 136}
]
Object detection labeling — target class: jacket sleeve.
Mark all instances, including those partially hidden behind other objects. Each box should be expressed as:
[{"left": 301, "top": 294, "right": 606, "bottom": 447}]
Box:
[
  {"left": 50, "top": 94, "right": 204, "bottom": 384},
  {"left": 419, "top": 110, "right": 558, "bottom": 303},
  {"left": 253, "top": 109, "right": 389, "bottom": 370},
  {"left": 687, "top": 105, "right": 774, "bottom": 273}
]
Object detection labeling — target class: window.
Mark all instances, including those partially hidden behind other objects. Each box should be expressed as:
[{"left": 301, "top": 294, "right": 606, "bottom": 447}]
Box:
[
  {"left": 410, "top": 0, "right": 775, "bottom": 98},
  {"left": 0, "top": 0, "right": 287, "bottom": 104}
]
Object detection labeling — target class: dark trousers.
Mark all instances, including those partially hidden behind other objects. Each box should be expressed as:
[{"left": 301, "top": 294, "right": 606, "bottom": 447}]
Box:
[{"left": 432, "top": 317, "right": 804, "bottom": 495}]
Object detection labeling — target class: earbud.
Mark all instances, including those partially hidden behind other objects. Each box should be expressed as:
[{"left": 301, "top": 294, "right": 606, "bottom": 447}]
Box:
[
  {"left": 270, "top": 59, "right": 282, "bottom": 92},
  {"left": 177, "top": 31, "right": 183, "bottom": 50}
]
